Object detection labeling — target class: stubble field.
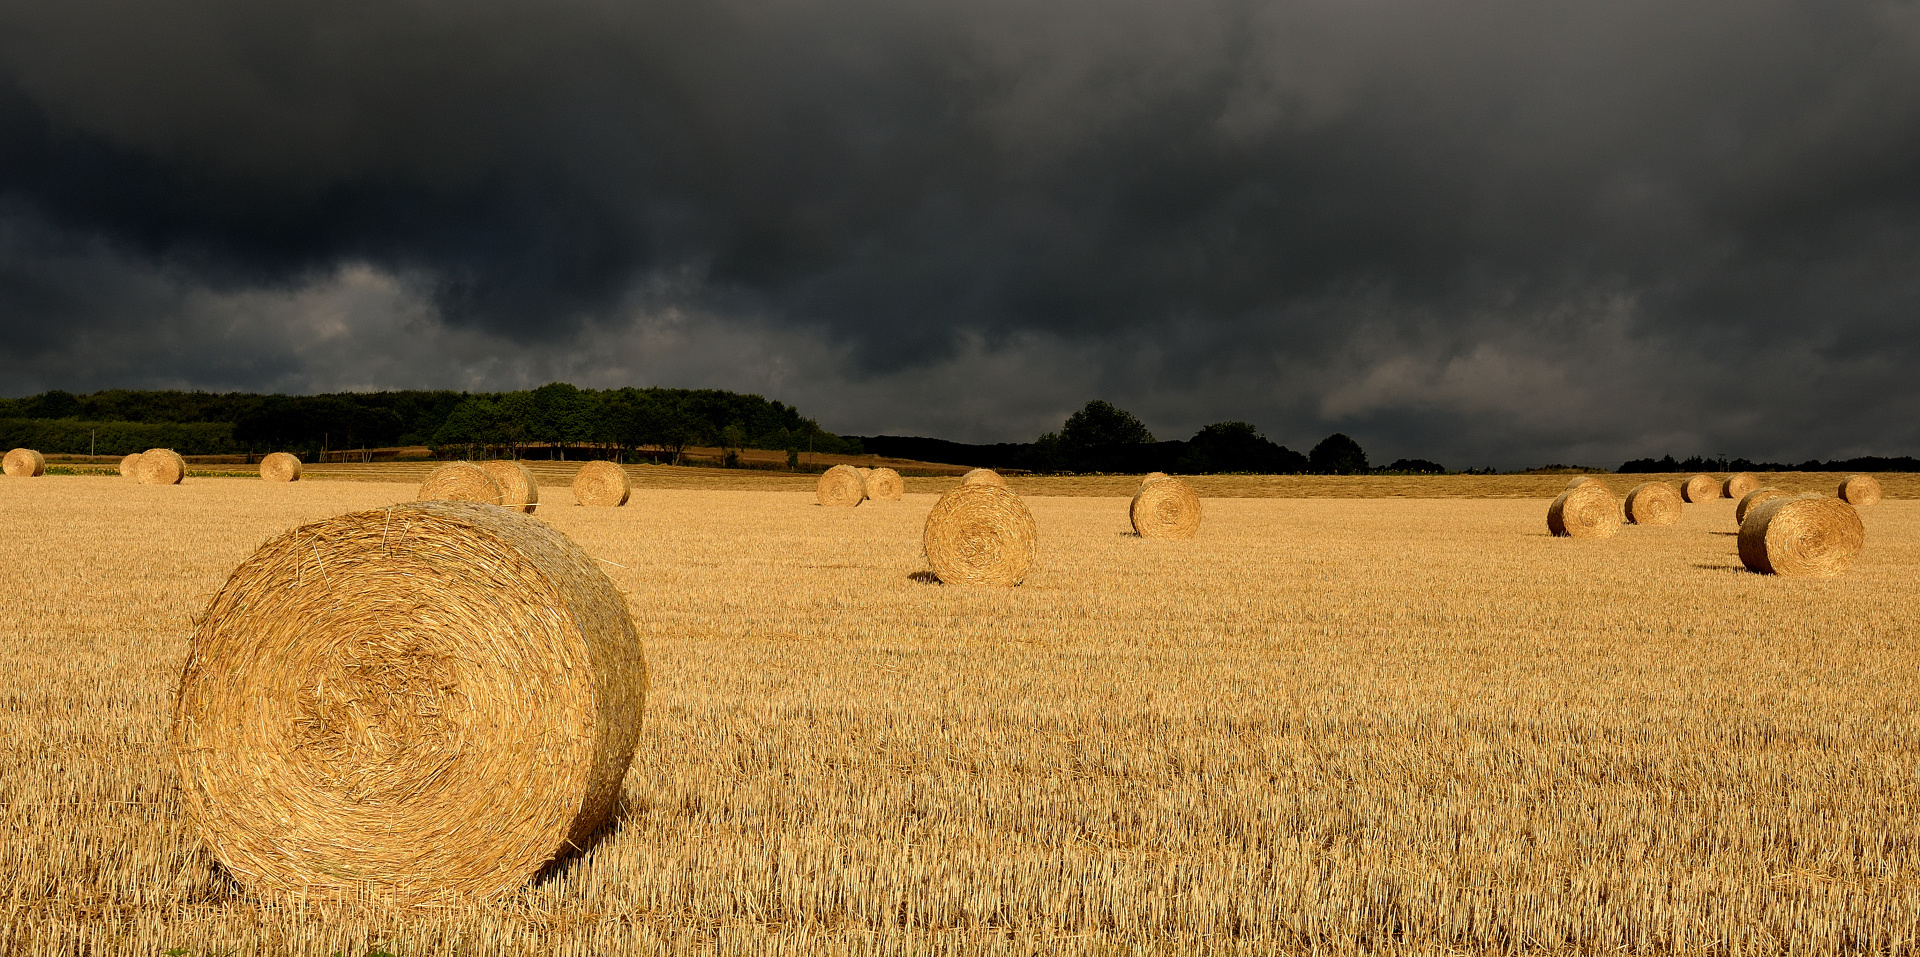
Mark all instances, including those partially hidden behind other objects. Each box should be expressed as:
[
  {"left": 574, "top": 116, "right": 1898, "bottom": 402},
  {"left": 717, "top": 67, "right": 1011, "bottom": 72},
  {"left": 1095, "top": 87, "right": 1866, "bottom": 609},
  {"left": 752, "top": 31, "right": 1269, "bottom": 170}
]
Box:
[{"left": 2, "top": 473, "right": 1917, "bottom": 955}]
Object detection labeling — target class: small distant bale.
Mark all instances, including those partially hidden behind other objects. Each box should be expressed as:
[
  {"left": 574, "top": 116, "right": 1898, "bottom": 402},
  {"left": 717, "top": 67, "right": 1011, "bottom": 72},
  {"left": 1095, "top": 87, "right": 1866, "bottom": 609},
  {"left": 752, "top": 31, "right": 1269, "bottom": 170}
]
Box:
[
  {"left": 1131, "top": 477, "right": 1202, "bottom": 539},
  {"left": 1548, "top": 482, "right": 1620, "bottom": 538},
  {"left": 135, "top": 448, "right": 187, "bottom": 485},
  {"left": 1141, "top": 471, "right": 1170, "bottom": 486},
  {"left": 481, "top": 461, "right": 540, "bottom": 513},
  {"left": 1838, "top": 474, "right": 1883, "bottom": 506},
  {"left": 923, "top": 484, "right": 1036, "bottom": 586},
  {"left": 1735, "top": 487, "right": 1791, "bottom": 525},
  {"left": 816, "top": 464, "right": 866, "bottom": 507},
  {"left": 572, "top": 461, "right": 631, "bottom": 507},
  {"left": 961, "top": 468, "right": 1007, "bottom": 487},
  {"left": 3, "top": 448, "right": 46, "bottom": 477},
  {"left": 1623, "top": 482, "right": 1682, "bottom": 526},
  {"left": 864, "top": 467, "right": 904, "bottom": 501},
  {"left": 119, "top": 453, "right": 142, "bottom": 478},
  {"left": 1723, "top": 472, "right": 1760, "bottom": 499},
  {"left": 1739, "top": 495, "right": 1865, "bottom": 577},
  {"left": 1681, "top": 474, "right": 1719, "bottom": 503},
  {"left": 259, "top": 452, "right": 302, "bottom": 483},
  {"left": 419, "top": 462, "right": 501, "bottom": 504},
  {"left": 1565, "top": 475, "right": 1601, "bottom": 490}
]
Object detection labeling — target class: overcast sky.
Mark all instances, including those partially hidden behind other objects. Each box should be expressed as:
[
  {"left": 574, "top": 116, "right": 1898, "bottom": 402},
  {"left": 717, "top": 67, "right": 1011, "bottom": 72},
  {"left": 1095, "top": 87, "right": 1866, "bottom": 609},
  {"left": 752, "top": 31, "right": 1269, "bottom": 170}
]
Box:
[{"left": 3, "top": 0, "right": 1919, "bottom": 467}]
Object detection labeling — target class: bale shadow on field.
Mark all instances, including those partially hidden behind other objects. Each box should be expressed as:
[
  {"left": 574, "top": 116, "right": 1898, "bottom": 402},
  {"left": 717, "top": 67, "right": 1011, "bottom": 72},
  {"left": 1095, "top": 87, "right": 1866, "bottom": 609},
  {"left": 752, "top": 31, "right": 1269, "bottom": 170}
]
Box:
[
  {"left": 907, "top": 571, "right": 942, "bottom": 585},
  {"left": 532, "top": 795, "right": 634, "bottom": 889}
]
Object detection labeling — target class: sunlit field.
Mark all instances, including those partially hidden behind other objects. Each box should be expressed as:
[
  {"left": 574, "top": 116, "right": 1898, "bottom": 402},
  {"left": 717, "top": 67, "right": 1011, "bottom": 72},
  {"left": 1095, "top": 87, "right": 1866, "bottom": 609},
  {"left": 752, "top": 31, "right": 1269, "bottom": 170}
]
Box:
[{"left": 2, "top": 472, "right": 1917, "bottom": 954}]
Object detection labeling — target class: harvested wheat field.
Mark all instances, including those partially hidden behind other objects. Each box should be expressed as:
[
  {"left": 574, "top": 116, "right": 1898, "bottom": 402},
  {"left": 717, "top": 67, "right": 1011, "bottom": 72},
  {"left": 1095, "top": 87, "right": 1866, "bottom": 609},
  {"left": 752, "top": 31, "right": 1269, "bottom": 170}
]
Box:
[{"left": 2, "top": 475, "right": 1918, "bottom": 955}]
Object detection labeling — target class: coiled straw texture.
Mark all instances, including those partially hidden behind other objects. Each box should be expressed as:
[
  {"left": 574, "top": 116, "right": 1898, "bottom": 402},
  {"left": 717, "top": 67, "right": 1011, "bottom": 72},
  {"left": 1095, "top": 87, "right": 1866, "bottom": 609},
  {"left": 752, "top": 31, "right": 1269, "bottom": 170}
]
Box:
[
  {"left": 119, "top": 453, "right": 142, "bottom": 477},
  {"left": 170, "top": 500, "right": 648, "bottom": 903},
  {"left": 816, "top": 464, "right": 866, "bottom": 507},
  {"left": 420, "top": 462, "right": 502, "bottom": 505},
  {"left": 1131, "top": 477, "right": 1202, "bottom": 539},
  {"left": 1548, "top": 482, "right": 1620, "bottom": 538},
  {"left": 135, "top": 448, "right": 186, "bottom": 485},
  {"left": 1738, "top": 495, "right": 1865, "bottom": 577},
  {"left": 1839, "top": 474, "right": 1883, "bottom": 506},
  {"left": 572, "top": 461, "right": 630, "bottom": 507},
  {"left": 3, "top": 448, "right": 45, "bottom": 477},
  {"left": 1681, "top": 474, "right": 1719, "bottom": 503},
  {"left": 1735, "top": 487, "right": 1790, "bottom": 525},
  {"left": 924, "top": 484, "right": 1036, "bottom": 586},
  {"left": 961, "top": 468, "right": 1007, "bottom": 487},
  {"left": 1623, "top": 482, "right": 1681, "bottom": 526},
  {"left": 1723, "top": 472, "right": 1760, "bottom": 499},
  {"left": 864, "top": 467, "right": 904, "bottom": 501},
  {"left": 481, "top": 461, "right": 540, "bottom": 513},
  {"left": 259, "top": 452, "right": 302, "bottom": 483}
]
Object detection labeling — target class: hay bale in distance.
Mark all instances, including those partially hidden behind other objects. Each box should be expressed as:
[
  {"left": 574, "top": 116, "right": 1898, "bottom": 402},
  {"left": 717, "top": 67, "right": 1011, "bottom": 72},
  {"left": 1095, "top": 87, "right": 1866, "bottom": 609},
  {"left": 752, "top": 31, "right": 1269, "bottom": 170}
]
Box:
[
  {"left": 1681, "top": 474, "right": 1719, "bottom": 503},
  {"left": 1735, "top": 487, "right": 1790, "bottom": 525},
  {"left": 3, "top": 448, "right": 45, "bottom": 477},
  {"left": 864, "top": 467, "right": 904, "bottom": 501},
  {"left": 923, "top": 484, "right": 1036, "bottom": 586},
  {"left": 1131, "top": 477, "right": 1202, "bottom": 539},
  {"left": 961, "top": 468, "right": 1007, "bottom": 487},
  {"left": 1623, "top": 482, "right": 1682, "bottom": 526},
  {"left": 816, "top": 464, "right": 866, "bottom": 507},
  {"left": 419, "top": 462, "right": 502, "bottom": 504},
  {"left": 1565, "top": 475, "right": 1601, "bottom": 490},
  {"left": 481, "top": 460, "right": 540, "bottom": 513},
  {"left": 119, "top": 452, "right": 142, "bottom": 478},
  {"left": 259, "top": 452, "right": 302, "bottom": 483},
  {"left": 1738, "top": 495, "right": 1865, "bottom": 577},
  {"left": 169, "top": 500, "right": 648, "bottom": 903},
  {"left": 1548, "top": 482, "right": 1620, "bottom": 538},
  {"left": 1141, "top": 471, "right": 1170, "bottom": 486},
  {"left": 1839, "top": 474, "right": 1883, "bottom": 506},
  {"left": 135, "top": 448, "right": 186, "bottom": 485},
  {"left": 1723, "top": 472, "right": 1760, "bottom": 499},
  {"left": 572, "top": 461, "right": 630, "bottom": 507}
]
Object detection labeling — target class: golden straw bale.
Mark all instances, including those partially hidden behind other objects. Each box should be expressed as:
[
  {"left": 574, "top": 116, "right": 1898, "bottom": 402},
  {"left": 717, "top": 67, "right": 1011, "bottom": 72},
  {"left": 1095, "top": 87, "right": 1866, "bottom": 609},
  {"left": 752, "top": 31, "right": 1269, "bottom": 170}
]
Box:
[
  {"left": 1735, "top": 487, "right": 1791, "bottom": 525},
  {"left": 1564, "top": 475, "right": 1601, "bottom": 490},
  {"left": 816, "top": 464, "right": 866, "bottom": 507},
  {"left": 259, "top": 452, "right": 302, "bottom": 483},
  {"left": 1141, "top": 471, "right": 1170, "bottom": 487},
  {"left": 1131, "top": 477, "right": 1202, "bottom": 539},
  {"left": 1838, "top": 474, "right": 1883, "bottom": 506},
  {"left": 170, "top": 500, "right": 648, "bottom": 903},
  {"left": 1738, "top": 495, "right": 1865, "bottom": 577},
  {"left": 119, "top": 452, "right": 142, "bottom": 477},
  {"left": 1623, "top": 482, "right": 1682, "bottom": 526},
  {"left": 3, "top": 448, "right": 45, "bottom": 477},
  {"left": 1723, "top": 472, "right": 1760, "bottom": 499},
  {"left": 419, "top": 462, "right": 502, "bottom": 504},
  {"left": 923, "top": 484, "right": 1036, "bottom": 586},
  {"left": 481, "top": 461, "right": 540, "bottom": 513},
  {"left": 135, "top": 448, "right": 186, "bottom": 485},
  {"left": 1681, "top": 474, "right": 1719, "bottom": 503},
  {"left": 571, "top": 461, "right": 630, "bottom": 507},
  {"left": 961, "top": 468, "right": 1007, "bottom": 487},
  {"left": 1547, "top": 482, "right": 1620, "bottom": 538},
  {"left": 864, "top": 467, "right": 904, "bottom": 501}
]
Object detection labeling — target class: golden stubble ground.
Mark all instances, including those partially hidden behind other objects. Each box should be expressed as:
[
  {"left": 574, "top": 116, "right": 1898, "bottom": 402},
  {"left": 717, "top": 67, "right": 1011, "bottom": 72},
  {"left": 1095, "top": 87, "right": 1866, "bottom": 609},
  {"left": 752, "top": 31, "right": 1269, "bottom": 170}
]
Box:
[{"left": 1, "top": 475, "right": 1917, "bottom": 955}]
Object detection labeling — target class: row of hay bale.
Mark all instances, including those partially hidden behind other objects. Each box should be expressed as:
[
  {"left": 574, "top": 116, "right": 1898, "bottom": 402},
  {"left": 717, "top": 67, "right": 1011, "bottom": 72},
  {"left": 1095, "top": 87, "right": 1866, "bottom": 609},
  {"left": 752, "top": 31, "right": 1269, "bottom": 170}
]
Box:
[
  {"left": 417, "top": 459, "right": 632, "bottom": 510},
  {"left": 1550, "top": 473, "right": 1876, "bottom": 577},
  {"left": 4, "top": 446, "right": 308, "bottom": 484}
]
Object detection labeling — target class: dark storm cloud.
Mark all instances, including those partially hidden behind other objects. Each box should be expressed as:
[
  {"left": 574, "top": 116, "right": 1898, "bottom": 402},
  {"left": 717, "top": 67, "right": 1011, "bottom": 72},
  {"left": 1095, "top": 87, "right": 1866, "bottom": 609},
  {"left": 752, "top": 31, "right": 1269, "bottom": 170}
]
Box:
[{"left": 3, "top": 0, "right": 1920, "bottom": 464}]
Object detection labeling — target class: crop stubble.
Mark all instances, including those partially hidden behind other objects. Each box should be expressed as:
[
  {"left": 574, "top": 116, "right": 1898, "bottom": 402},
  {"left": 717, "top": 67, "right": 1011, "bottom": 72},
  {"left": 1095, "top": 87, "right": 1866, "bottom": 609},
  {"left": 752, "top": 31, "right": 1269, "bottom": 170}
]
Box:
[{"left": 0, "top": 477, "right": 1916, "bottom": 954}]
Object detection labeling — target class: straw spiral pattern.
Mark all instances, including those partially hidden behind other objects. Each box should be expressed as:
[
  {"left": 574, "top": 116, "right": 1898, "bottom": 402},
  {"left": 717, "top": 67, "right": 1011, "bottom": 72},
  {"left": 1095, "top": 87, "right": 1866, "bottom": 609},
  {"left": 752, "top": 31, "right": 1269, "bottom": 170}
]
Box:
[
  {"left": 135, "top": 448, "right": 186, "bottom": 485},
  {"left": 169, "top": 500, "right": 648, "bottom": 903},
  {"left": 1735, "top": 487, "right": 1790, "bottom": 525},
  {"left": 1738, "top": 495, "right": 1865, "bottom": 577},
  {"left": 119, "top": 453, "right": 142, "bottom": 477},
  {"left": 1681, "top": 474, "right": 1719, "bottom": 503},
  {"left": 481, "top": 461, "right": 540, "bottom": 513},
  {"left": 3, "top": 448, "right": 45, "bottom": 477},
  {"left": 816, "top": 464, "right": 866, "bottom": 507},
  {"left": 1723, "top": 472, "right": 1760, "bottom": 499},
  {"left": 1130, "top": 477, "right": 1203, "bottom": 539},
  {"left": 419, "top": 462, "right": 502, "bottom": 505},
  {"left": 863, "top": 467, "right": 904, "bottom": 501},
  {"left": 1839, "top": 474, "right": 1883, "bottom": 506},
  {"left": 572, "top": 461, "right": 630, "bottom": 507},
  {"left": 961, "top": 468, "right": 1007, "bottom": 488},
  {"left": 924, "top": 484, "right": 1036, "bottom": 586},
  {"left": 1547, "top": 482, "right": 1620, "bottom": 538},
  {"left": 259, "top": 452, "right": 302, "bottom": 483},
  {"left": 1623, "top": 482, "right": 1682, "bottom": 526}
]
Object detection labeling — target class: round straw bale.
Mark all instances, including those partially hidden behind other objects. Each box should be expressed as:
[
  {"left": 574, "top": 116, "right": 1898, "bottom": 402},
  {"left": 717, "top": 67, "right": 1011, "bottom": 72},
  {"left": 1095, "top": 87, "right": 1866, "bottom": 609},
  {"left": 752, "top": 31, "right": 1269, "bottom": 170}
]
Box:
[
  {"left": 419, "top": 462, "right": 501, "bottom": 504},
  {"left": 572, "top": 461, "right": 630, "bottom": 507},
  {"left": 135, "top": 448, "right": 186, "bottom": 485},
  {"left": 924, "top": 484, "right": 1036, "bottom": 586},
  {"left": 3, "top": 448, "right": 45, "bottom": 477},
  {"left": 259, "top": 452, "right": 302, "bottom": 483},
  {"left": 480, "top": 461, "right": 539, "bottom": 513},
  {"left": 816, "top": 464, "right": 866, "bottom": 507},
  {"left": 1564, "top": 475, "right": 1601, "bottom": 490},
  {"left": 1131, "top": 477, "right": 1202, "bottom": 539},
  {"left": 1838, "top": 474, "right": 1883, "bottom": 506},
  {"left": 1738, "top": 495, "right": 1865, "bottom": 577},
  {"left": 864, "top": 466, "right": 904, "bottom": 501},
  {"left": 1735, "top": 487, "right": 1791, "bottom": 525},
  {"left": 1141, "top": 471, "right": 1170, "bottom": 486},
  {"left": 170, "top": 500, "right": 647, "bottom": 903},
  {"left": 119, "top": 452, "right": 142, "bottom": 477},
  {"left": 1547, "top": 482, "right": 1620, "bottom": 538},
  {"left": 961, "top": 468, "right": 1006, "bottom": 487},
  {"left": 1681, "top": 474, "right": 1719, "bottom": 503},
  {"left": 1623, "top": 482, "right": 1682, "bottom": 526},
  {"left": 1723, "top": 472, "right": 1760, "bottom": 499}
]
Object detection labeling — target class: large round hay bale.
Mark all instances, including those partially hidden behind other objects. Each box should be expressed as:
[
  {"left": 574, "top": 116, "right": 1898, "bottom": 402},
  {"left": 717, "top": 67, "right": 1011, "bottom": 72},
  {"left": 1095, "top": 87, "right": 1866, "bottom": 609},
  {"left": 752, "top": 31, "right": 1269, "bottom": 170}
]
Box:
[
  {"left": 864, "top": 466, "right": 904, "bottom": 501},
  {"left": 3, "top": 448, "right": 45, "bottom": 477},
  {"left": 924, "top": 484, "right": 1036, "bottom": 586},
  {"left": 1738, "top": 495, "right": 1865, "bottom": 577},
  {"left": 1564, "top": 475, "right": 1601, "bottom": 490},
  {"left": 1838, "top": 474, "right": 1883, "bottom": 506},
  {"left": 259, "top": 452, "right": 302, "bottom": 483},
  {"left": 419, "top": 462, "right": 502, "bottom": 504},
  {"left": 572, "top": 461, "right": 630, "bottom": 507},
  {"left": 1681, "top": 474, "right": 1719, "bottom": 503},
  {"left": 1723, "top": 472, "right": 1760, "bottom": 499},
  {"left": 961, "top": 468, "right": 1007, "bottom": 487},
  {"left": 1735, "top": 487, "right": 1791, "bottom": 525},
  {"left": 816, "top": 464, "right": 866, "bottom": 507},
  {"left": 119, "top": 452, "right": 142, "bottom": 478},
  {"left": 480, "top": 460, "right": 539, "bottom": 513},
  {"left": 1547, "top": 482, "right": 1620, "bottom": 538},
  {"left": 1623, "top": 482, "right": 1682, "bottom": 526},
  {"left": 1130, "top": 477, "right": 1202, "bottom": 539},
  {"left": 135, "top": 448, "right": 186, "bottom": 485},
  {"left": 169, "top": 500, "right": 647, "bottom": 903}
]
